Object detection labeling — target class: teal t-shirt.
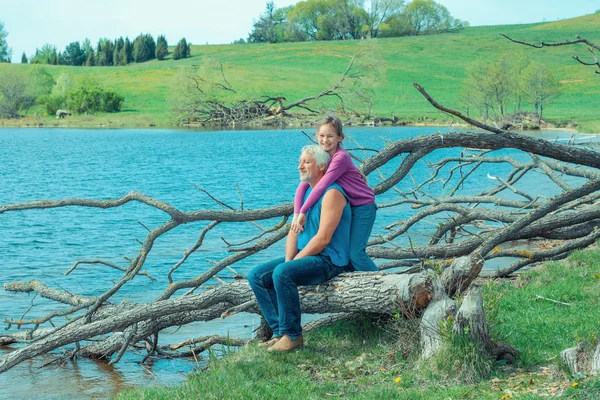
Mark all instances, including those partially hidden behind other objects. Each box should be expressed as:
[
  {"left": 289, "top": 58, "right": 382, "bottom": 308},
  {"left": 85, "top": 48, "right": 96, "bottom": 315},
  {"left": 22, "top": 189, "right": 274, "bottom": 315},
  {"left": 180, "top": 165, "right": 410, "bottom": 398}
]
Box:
[{"left": 297, "top": 183, "right": 351, "bottom": 266}]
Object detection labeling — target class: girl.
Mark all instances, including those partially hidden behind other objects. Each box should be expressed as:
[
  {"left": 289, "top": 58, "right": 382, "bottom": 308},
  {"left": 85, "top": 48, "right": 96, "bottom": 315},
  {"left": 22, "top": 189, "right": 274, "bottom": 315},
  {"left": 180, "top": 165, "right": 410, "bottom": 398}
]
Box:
[{"left": 291, "top": 115, "right": 377, "bottom": 272}]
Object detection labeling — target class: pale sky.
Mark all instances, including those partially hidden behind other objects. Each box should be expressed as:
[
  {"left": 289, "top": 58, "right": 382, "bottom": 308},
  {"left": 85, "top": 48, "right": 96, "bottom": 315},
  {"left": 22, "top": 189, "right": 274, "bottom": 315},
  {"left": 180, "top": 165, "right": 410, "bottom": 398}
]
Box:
[{"left": 1, "top": 0, "right": 598, "bottom": 63}]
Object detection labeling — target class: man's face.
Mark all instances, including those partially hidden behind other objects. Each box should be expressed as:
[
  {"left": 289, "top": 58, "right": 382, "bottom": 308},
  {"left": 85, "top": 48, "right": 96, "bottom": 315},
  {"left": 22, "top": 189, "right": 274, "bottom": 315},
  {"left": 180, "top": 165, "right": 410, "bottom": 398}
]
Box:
[{"left": 298, "top": 152, "right": 322, "bottom": 183}]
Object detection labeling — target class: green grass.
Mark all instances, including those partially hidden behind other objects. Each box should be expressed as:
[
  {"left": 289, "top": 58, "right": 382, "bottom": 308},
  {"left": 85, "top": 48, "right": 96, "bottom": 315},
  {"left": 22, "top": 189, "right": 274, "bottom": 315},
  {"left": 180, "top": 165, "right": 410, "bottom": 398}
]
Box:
[
  {"left": 117, "top": 244, "right": 600, "bottom": 400},
  {"left": 1, "top": 13, "right": 599, "bottom": 131},
  {"left": 486, "top": 248, "right": 600, "bottom": 368}
]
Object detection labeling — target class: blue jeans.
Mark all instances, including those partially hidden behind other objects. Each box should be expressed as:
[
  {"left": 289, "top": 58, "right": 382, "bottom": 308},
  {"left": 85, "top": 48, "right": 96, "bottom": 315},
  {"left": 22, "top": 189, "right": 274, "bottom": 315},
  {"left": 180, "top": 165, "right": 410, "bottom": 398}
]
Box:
[
  {"left": 247, "top": 255, "right": 345, "bottom": 340},
  {"left": 349, "top": 203, "right": 378, "bottom": 272}
]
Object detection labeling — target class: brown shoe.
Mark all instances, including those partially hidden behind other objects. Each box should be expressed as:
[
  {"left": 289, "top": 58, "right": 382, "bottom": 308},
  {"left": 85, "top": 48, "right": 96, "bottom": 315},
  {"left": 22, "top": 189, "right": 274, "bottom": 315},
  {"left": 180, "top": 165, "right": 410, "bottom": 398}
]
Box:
[
  {"left": 257, "top": 336, "right": 281, "bottom": 348},
  {"left": 267, "top": 334, "right": 303, "bottom": 352}
]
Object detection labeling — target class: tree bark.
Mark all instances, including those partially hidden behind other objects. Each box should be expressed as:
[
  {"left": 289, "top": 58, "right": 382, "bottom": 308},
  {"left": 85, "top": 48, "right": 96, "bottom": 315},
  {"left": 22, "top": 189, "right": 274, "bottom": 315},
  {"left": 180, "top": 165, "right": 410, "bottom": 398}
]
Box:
[{"left": 0, "top": 271, "right": 432, "bottom": 373}]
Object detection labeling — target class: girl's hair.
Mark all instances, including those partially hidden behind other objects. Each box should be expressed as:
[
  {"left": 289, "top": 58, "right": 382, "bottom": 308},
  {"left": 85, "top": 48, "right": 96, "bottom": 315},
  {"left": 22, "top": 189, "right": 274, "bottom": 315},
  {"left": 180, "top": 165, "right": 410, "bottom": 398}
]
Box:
[
  {"left": 301, "top": 144, "right": 331, "bottom": 169},
  {"left": 316, "top": 114, "right": 344, "bottom": 139}
]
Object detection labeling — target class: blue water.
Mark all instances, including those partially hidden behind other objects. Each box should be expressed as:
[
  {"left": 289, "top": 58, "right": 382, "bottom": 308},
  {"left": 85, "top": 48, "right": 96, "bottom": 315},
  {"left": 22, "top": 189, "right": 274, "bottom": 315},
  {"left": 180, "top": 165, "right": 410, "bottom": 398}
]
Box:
[{"left": 0, "top": 126, "right": 591, "bottom": 399}]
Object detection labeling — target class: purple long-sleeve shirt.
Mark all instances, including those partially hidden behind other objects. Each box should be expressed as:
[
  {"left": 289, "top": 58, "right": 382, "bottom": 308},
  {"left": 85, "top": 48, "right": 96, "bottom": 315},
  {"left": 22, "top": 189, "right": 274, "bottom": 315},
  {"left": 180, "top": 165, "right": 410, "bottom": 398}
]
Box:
[{"left": 294, "top": 146, "right": 375, "bottom": 214}]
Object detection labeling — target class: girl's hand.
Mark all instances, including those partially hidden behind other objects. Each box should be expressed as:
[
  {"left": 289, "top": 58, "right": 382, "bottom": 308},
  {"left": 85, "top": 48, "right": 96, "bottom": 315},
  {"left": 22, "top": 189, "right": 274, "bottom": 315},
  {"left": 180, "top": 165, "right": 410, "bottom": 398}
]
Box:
[{"left": 290, "top": 213, "right": 306, "bottom": 234}]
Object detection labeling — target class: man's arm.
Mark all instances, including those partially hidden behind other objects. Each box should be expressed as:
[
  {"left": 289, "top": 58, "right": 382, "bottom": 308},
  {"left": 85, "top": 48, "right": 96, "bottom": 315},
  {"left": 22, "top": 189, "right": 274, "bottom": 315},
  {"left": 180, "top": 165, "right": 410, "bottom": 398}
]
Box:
[
  {"left": 285, "top": 229, "right": 299, "bottom": 262},
  {"left": 294, "top": 189, "right": 347, "bottom": 260}
]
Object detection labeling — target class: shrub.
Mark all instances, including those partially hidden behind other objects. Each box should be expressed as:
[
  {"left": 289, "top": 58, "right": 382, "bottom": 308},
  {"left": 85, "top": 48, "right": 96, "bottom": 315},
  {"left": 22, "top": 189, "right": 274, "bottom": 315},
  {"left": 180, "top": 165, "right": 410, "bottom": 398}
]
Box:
[
  {"left": 40, "top": 94, "right": 66, "bottom": 115},
  {"left": 102, "top": 90, "right": 124, "bottom": 112}
]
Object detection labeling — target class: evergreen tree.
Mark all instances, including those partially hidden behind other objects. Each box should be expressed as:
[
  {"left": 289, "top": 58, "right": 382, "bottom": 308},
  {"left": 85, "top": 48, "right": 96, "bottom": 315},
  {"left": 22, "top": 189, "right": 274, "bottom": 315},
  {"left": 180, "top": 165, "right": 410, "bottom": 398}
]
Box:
[
  {"left": 118, "top": 40, "right": 128, "bottom": 65},
  {"left": 124, "top": 37, "right": 134, "bottom": 63},
  {"left": 30, "top": 44, "right": 57, "bottom": 64},
  {"left": 155, "top": 35, "right": 168, "bottom": 60},
  {"left": 96, "top": 38, "right": 113, "bottom": 66},
  {"left": 172, "top": 44, "right": 181, "bottom": 60},
  {"left": 113, "top": 37, "right": 124, "bottom": 66},
  {"left": 21, "top": 52, "right": 28, "bottom": 64},
  {"left": 133, "top": 33, "right": 156, "bottom": 63},
  {"left": 62, "top": 41, "right": 85, "bottom": 66},
  {"left": 174, "top": 38, "right": 190, "bottom": 60},
  {"left": 82, "top": 38, "right": 92, "bottom": 62},
  {"left": 85, "top": 49, "right": 96, "bottom": 66},
  {"left": 0, "top": 21, "right": 11, "bottom": 62},
  {"left": 49, "top": 47, "right": 58, "bottom": 65}
]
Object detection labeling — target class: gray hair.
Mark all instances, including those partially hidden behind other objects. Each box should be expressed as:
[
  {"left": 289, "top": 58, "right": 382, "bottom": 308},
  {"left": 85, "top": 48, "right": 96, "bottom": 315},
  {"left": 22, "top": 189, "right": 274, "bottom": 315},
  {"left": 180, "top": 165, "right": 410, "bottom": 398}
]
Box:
[{"left": 301, "top": 144, "right": 330, "bottom": 169}]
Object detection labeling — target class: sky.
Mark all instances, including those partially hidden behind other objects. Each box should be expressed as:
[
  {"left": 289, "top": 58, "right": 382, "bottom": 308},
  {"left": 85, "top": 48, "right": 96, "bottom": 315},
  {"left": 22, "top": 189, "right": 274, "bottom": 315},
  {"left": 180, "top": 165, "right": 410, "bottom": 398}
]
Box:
[{"left": 1, "top": 0, "right": 598, "bottom": 63}]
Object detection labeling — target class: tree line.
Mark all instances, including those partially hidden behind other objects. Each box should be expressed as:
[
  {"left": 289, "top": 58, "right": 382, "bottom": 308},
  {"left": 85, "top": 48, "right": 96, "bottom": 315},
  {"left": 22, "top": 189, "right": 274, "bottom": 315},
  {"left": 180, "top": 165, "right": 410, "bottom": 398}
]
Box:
[
  {"left": 241, "top": 0, "right": 467, "bottom": 44},
  {"left": 461, "top": 52, "right": 560, "bottom": 125},
  {"left": 22, "top": 35, "right": 191, "bottom": 66}
]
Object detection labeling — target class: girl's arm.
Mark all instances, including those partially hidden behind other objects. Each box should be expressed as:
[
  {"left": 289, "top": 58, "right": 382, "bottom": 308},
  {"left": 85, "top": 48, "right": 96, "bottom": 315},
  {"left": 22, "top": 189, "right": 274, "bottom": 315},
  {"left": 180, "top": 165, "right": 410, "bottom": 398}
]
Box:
[
  {"left": 299, "top": 152, "right": 352, "bottom": 215},
  {"left": 293, "top": 182, "right": 310, "bottom": 214},
  {"left": 291, "top": 182, "right": 310, "bottom": 233}
]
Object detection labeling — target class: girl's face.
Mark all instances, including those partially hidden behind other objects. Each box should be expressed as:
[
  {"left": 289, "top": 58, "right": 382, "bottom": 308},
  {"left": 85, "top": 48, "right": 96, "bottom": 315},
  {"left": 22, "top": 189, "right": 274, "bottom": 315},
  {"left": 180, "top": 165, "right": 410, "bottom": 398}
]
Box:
[{"left": 316, "top": 124, "right": 342, "bottom": 154}]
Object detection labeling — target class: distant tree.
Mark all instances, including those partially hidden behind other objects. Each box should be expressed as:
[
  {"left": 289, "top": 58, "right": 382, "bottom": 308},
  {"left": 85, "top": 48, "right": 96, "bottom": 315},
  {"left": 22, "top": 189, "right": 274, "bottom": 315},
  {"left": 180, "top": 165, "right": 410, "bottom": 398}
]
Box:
[
  {"left": 180, "top": 38, "right": 191, "bottom": 58},
  {"left": 285, "top": 0, "right": 364, "bottom": 41},
  {"left": 85, "top": 49, "right": 96, "bottom": 66},
  {"left": 462, "top": 56, "right": 513, "bottom": 120},
  {"left": 133, "top": 34, "right": 156, "bottom": 63},
  {"left": 461, "top": 54, "right": 559, "bottom": 124},
  {"left": 113, "top": 37, "right": 124, "bottom": 66},
  {"left": 96, "top": 38, "right": 114, "bottom": 66},
  {"left": 523, "top": 62, "right": 559, "bottom": 123},
  {"left": 52, "top": 73, "right": 72, "bottom": 97},
  {"left": 62, "top": 41, "right": 85, "bottom": 66},
  {"left": 233, "top": 38, "right": 247, "bottom": 44},
  {"left": 124, "top": 37, "right": 134, "bottom": 63},
  {"left": 0, "top": 72, "right": 36, "bottom": 118},
  {"left": 248, "top": 1, "right": 289, "bottom": 43},
  {"left": 156, "top": 35, "right": 169, "bottom": 60},
  {"left": 507, "top": 50, "right": 530, "bottom": 112},
  {"left": 28, "top": 65, "right": 55, "bottom": 98},
  {"left": 365, "top": 0, "right": 405, "bottom": 38},
  {"left": 30, "top": 44, "right": 58, "bottom": 65},
  {"left": 395, "top": 0, "right": 466, "bottom": 36},
  {"left": 172, "top": 45, "right": 181, "bottom": 60},
  {"left": 21, "top": 52, "right": 28, "bottom": 64},
  {"left": 29, "top": 65, "right": 57, "bottom": 113},
  {"left": 0, "top": 21, "right": 11, "bottom": 62},
  {"left": 40, "top": 72, "right": 72, "bottom": 115},
  {"left": 118, "top": 41, "right": 128, "bottom": 65},
  {"left": 82, "top": 38, "right": 93, "bottom": 61},
  {"left": 38, "top": 72, "right": 72, "bottom": 115},
  {"left": 49, "top": 47, "right": 58, "bottom": 65},
  {"left": 334, "top": 0, "right": 369, "bottom": 40},
  {"left": 285, "top": 0, "right": 329, "bottom": 41},
  {"left": 173, "top": 38, "right": 190, "bottom": 60}
]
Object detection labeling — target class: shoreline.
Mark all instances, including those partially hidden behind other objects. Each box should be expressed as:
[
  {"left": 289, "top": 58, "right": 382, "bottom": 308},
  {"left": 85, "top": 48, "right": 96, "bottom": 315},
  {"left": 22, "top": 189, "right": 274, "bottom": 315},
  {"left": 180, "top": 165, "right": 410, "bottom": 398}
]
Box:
[{"left": 1, "top": 115, "right": 596, "bottom": 134}]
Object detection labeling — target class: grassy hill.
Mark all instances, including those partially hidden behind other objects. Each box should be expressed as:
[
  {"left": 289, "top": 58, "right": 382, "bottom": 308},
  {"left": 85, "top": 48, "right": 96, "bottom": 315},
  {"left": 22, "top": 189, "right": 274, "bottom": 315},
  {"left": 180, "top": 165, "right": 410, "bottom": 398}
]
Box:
[{"left": 1, "top": 12, "right": 599, "bottom": 131}]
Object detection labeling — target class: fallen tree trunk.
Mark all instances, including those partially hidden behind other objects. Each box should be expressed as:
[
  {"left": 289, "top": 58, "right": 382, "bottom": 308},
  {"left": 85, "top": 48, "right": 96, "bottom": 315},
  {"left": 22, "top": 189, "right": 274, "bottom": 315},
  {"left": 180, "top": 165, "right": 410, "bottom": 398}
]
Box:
[{"left": 0, "top": 271, "right": 432, "bottom": 373}]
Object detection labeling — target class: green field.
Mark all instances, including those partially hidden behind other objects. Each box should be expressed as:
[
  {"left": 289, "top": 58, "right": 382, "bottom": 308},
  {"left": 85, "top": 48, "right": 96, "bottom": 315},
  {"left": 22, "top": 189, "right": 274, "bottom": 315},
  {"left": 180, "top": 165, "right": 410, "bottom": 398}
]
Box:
[{"left": 1, "top": 13, "right": 599, "bottom": 132}]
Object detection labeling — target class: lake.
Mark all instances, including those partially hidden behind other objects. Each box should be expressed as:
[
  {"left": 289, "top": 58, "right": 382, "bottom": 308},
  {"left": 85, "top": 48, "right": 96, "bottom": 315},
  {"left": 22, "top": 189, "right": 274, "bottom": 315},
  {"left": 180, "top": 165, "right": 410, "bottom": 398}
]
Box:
[{"left": 0, "top": 126, "right": 594, "bottom": 399}]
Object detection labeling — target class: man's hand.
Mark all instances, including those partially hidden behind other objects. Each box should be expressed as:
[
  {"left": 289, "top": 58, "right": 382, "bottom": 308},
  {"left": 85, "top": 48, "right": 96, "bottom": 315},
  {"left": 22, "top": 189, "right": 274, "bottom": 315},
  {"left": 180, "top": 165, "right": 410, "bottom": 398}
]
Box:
[{"left": 290, "top": 213, "right": 306, "bottom": 234}]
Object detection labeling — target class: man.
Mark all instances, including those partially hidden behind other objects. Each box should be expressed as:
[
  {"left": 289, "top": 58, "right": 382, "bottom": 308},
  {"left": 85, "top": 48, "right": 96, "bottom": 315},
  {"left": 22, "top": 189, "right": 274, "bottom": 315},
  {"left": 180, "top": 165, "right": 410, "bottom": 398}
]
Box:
[{"left": 248, "top": 144, "right": 352, "bottom": 352}]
